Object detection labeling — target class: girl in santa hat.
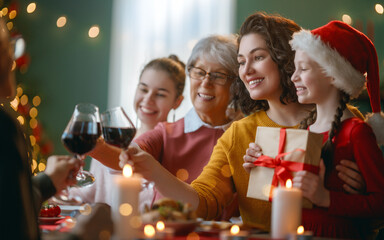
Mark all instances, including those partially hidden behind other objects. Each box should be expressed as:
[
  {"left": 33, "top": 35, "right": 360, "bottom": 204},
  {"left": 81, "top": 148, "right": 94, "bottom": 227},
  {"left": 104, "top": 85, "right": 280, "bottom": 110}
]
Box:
[{"left": 290, "top": 20, "right": 384, "bottom": 239}]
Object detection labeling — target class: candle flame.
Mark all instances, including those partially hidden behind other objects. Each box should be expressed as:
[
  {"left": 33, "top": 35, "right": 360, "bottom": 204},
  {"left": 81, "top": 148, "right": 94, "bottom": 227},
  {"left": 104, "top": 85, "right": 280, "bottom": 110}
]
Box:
[
  {"left": 144, "top": 224, "right": 156, "bottom": 237},
  {"left": 297, "top": 225, "right": 304, "bottom": 234},
  {"left": 286, "top": 179, "right": 292, "bottom": 189},
  {"left": 156, "top": 221, "right": 165, "bottom": 231},
  {"left": 123, "top": 164, "right": 133, "bottom": 178},
  {"left": 230, "top": 225, "right": 240, "bottom": 235}
]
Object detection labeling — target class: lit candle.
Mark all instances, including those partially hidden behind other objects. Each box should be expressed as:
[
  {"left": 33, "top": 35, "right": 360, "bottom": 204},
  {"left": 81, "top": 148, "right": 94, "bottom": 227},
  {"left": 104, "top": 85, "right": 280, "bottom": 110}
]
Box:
[
  {"left": 155, "top": 221, "right": 174, "bottom": 240},
  {"left": 111, "top": 164, "right": 142, "bottom": 240},
  {"left": 271, "top": 179, "right": 302, "bottom": 239},
  {"left": 288, "top": 226, "right": 313, "bottom": 240},
  {"left": 219, "top": 225, "right": 249, "bottom": 240},
  {"left": 143, "top": 224, "right": 157, "bottom": 239}
]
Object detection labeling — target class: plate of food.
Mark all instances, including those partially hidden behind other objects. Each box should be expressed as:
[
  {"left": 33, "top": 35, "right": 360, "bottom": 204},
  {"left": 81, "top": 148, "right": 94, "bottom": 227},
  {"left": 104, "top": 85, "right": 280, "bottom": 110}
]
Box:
[
  {"left": 38, "top": 203, "right": 64, "bottom": 224},
  {"left": 141, "top": 198, "right": 200, "bottom": 235}
]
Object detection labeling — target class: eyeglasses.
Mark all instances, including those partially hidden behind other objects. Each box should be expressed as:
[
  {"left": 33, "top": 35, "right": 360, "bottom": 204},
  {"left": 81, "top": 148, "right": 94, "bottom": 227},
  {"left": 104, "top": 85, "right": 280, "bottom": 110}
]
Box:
[{"left": 188, "top": 66, "right": 234, "bottom": 86}]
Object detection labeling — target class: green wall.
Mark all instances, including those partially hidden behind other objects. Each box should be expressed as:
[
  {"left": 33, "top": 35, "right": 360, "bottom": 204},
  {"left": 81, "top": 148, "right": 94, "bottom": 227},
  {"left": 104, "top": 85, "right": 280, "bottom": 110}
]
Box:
[
  {"left": 11, "top": 0, "right": 383, "bottom": 161},
  {"left": 235, "top": 0, "right": 384, "bottom": 113},
  {"left": 15, "top": 0, "right": 112, "bottom": 157}
]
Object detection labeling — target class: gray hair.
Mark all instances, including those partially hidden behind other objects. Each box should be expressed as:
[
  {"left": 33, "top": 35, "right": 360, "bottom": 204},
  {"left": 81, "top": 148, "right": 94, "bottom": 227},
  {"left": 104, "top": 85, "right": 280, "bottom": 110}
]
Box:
[{"left": 186, "top": 35, "right": 238, "bottom": 77}]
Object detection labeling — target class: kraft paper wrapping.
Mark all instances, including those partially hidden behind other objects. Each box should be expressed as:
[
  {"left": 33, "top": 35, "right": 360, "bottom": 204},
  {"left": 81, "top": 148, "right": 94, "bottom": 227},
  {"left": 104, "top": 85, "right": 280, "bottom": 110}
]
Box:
[{"left": 246, "top": 127, "right": 323, "bottom": 208}]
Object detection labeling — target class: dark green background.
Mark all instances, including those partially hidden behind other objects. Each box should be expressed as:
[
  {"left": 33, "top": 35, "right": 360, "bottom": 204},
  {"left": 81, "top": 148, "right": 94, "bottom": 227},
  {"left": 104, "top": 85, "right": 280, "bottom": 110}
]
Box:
[{"left": 14, "top": 0, "right": 383, "bottom": 166}]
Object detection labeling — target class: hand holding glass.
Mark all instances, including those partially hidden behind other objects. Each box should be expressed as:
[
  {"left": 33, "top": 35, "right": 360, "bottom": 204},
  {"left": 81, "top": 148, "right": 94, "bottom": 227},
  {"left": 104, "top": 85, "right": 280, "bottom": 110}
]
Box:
[{"left": 61, "top": 103, "right": 101, "bottom": 187}]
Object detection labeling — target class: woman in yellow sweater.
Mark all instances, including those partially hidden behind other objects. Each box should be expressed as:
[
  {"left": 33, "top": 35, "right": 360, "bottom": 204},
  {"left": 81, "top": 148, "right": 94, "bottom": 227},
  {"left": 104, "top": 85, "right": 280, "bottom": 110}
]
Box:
[{"left": 120, "top": 12, "right": 364, "bottom": 231}]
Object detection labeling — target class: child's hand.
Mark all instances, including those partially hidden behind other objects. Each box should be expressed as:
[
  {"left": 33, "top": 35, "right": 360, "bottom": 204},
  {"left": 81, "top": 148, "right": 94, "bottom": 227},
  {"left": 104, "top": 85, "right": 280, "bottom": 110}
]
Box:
[
  {"left": 336, "top": 160, "right": 366, "bottom": 194},
  {"left": 293, "top": 159, "right": 330, "bottom": 207},
  {"left": 243, "top": 142, "right": 263, "bottom": 173}
]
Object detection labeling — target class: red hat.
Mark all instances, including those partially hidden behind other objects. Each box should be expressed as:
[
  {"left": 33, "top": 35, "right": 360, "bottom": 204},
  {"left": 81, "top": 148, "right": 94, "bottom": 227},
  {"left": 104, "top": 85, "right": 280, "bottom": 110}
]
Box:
[{"left": 290, "top": 20, "right": 384, "bottom": 144}]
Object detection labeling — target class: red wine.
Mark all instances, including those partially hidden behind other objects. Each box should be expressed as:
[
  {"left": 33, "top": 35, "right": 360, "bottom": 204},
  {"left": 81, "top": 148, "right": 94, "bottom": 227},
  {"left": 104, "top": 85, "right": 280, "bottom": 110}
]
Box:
[
  {"left": 102, "top": 127, "right": 136, "bottom": 148},
  {"left": 62, "top": 121, "right": 100, "bottom": 155}
]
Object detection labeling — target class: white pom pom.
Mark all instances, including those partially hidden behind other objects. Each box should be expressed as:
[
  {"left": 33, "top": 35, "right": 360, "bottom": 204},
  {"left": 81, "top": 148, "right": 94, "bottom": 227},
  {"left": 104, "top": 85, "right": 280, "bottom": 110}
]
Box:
[{"left": 365, "top": 112, "right": 384, "bottom": 145}]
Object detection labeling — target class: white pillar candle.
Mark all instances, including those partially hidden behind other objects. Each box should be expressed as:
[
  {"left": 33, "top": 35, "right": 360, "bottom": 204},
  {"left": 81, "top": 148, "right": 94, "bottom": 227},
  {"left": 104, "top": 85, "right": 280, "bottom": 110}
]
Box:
[
  {"left": 271, "top": 179, "right": 302, "bottom": 239},
  {"left": 112, "top": 164, "right": 142, "bottom": 240}
]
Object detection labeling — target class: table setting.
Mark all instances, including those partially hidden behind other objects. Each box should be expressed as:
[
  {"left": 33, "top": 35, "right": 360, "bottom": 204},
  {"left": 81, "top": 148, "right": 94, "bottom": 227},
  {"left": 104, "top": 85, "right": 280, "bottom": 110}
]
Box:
[{"left": 39, "top": 106, "right": 341, "bottom": 240}]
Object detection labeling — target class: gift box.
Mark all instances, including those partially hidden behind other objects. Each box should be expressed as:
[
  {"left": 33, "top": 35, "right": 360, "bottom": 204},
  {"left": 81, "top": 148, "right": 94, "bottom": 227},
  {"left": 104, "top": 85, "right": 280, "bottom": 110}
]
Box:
[{"left": 246, "top": 127, "right": 323, "bottom": 208}]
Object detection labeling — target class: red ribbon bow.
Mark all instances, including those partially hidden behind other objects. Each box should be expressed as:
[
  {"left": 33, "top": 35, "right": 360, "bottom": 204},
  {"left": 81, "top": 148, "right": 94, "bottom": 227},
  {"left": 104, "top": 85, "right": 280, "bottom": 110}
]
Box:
[{"left": 252, "top": 128, "right": 319, "bottom": 201}]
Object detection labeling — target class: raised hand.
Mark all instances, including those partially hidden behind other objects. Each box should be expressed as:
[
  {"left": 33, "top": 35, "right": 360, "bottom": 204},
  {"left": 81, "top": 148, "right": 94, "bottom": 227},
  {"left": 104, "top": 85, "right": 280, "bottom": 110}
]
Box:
[
  {"left": 119, "top": 146, "right": 162, "bottom": 181},
  {"left": 243, "top": 142, "right": 263, "bottom": 173}
]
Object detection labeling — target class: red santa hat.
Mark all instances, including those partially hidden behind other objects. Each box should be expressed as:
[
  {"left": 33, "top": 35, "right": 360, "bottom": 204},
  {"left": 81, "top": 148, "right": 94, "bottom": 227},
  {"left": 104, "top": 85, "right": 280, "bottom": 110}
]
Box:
[{"left": 290, "top": 20, "right": 384, "bottom": 145}]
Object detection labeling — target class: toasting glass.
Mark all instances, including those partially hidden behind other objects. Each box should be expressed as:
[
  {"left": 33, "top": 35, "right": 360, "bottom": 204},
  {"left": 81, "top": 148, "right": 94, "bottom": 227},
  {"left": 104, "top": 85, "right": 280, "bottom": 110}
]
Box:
[
  {"left": 61, "top": 103, "right": 101, "bottom": 187},
  {"left": 100, "top": 106, "right": 136, "bottom": 149}
]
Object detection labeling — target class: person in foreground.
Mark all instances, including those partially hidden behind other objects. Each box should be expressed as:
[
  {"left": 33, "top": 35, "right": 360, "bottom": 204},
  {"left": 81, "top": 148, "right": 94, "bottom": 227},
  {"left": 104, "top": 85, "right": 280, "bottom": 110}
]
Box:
[
  {"left": 289, "top": 20, "right": 384, "bottom": 239},
  {"left": 119, "top": 12, "right": 368, "bottom": 231},
  {"left": 0, "top": 19, "right": 112, "bottom": 240},
  {"left": 69, "top": 55, "right": 185, "bottom": 206}
]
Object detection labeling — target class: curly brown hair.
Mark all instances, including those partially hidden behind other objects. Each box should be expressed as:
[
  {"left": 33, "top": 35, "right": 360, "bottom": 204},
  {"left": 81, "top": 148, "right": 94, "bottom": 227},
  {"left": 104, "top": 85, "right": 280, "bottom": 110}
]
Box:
[{"left": 232, "top": 12, "right": 301, "bottom": 115}]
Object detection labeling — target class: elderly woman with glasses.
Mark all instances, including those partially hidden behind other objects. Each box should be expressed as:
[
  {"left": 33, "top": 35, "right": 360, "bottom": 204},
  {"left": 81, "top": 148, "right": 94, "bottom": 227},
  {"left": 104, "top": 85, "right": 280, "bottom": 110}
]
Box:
[{"left": 90, "top": 35, "right": 242, "bottom": 216}]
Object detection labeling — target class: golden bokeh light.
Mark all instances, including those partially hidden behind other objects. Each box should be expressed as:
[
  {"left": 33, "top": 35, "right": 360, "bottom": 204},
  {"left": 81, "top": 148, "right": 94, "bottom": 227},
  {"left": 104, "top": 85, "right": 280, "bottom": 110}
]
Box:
[
  {"left": 30, "top": 118, "right": 38, "bottom": 129},
  {"left": 186, "top": 232, "right": 200, "bottom": 240},
  {"left": 20, "top": 94, "right": 28, "bottom": 105},
  {"left": 156, "top": 221, "right": 165, "bottom": 231},
  {"left": 32, "top": 96, "right": 41, "bottom": 106},
  {"left": 130, "top": 216, "right": 142, "bottom": 228},
  {"left": 16, "top": 87, "right": 23, "bottom": 97},
  {"left": 29, "top": 107, "right": 38, "bottom": 118},
  {"left": 32, "top": 159, "right": 37, "bottom": 172},
  {"left": 10, "top": 96, "right": 19, "bottom": 111},
  {"left": 342, "top": 14, "right": 352, "bottom": 25},
  {"left": 9, "top": 10, "right": 16, "bottom": 19},
  {"left": 220, "top": 164, "right": 231, "bottom": 178},
  {"left": 123, "top": 164, "right": 133, "bottom": 177},
  {"left": 27, "top": 3, "right": 36, "bottom": 14},
  {"left": 297, "top": 225, "right": 305, "bottom": 234},
  {"left": 119, "top": 203, "right": 133, "bottom": 216},
  {"left": 17, "top": 115, "right": 25, "bottom": 125},
  {"left": 7, "top": 22, "right": 13, "bottom": 30},
  {"left": 88, "top": 25, "right": 100, "bottom": 38},
  {"left": 12, "top": 61, "right": 16, "bottom": 71},
  {"left": 2, "top": 7, "right": 8, "bottom": 16},
  {"left": 230, "top": 225, "right": 240, "bottom": 235},
  {"left": 38, "top": 162, "right": 46, "bottom": 172},
  {"left": 375, "top": 4, "right": 384, "bottom": 14},
  {"left": 29, "top": 135, "right": 36, "bottom": 146},
  {"left": 57, "top": 16, "right": 67, "bottom": 28},
  {"left": 176, "top": 168, "right": 189, "bottom": 181},
  {"left": 144, "top": 225, "right": 156, "bottom": 238}
]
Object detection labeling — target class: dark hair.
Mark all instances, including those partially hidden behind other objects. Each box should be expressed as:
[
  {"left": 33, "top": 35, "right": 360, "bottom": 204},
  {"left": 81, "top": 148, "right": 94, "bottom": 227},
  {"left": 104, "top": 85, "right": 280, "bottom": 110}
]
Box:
[
  {"left": 140, "top": 55, "right": 186, "bottom": 98},
  {"left": 232, "top": 12, "right": 301, "bottom": 115}
]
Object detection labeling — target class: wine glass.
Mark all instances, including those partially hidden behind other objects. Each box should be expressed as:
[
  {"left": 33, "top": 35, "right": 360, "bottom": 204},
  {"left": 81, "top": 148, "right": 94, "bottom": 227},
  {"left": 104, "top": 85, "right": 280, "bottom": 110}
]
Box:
[
  {"left": 100, "top": 106, "right": 136, "bottom": 149},
  {"left": 61, "top": 103, "right": 101, "bottom": 187}
]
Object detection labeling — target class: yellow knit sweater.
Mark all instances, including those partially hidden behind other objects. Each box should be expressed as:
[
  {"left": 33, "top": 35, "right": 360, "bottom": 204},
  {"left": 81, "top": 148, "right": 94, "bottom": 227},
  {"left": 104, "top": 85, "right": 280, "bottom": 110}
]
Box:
[
  {"left": 190, "top": 105, "right": 363, "bottom": 231},
  {"left": 191, "top": 110, "right": 298, "bottom": 231}
]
